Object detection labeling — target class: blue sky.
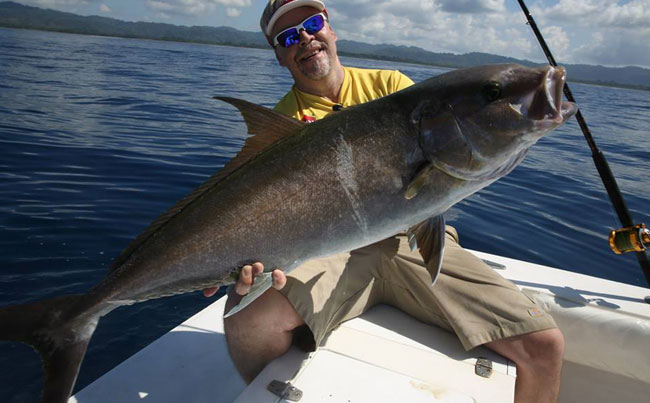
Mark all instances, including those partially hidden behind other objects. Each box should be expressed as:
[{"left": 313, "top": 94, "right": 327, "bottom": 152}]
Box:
[{"left": 14, "top": 0, "right": 650, "bottom": 68}]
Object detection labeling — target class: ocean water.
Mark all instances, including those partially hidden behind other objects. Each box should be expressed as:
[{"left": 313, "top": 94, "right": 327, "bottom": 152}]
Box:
[{"left": 1, "top": 27, "right": 649, "bottom": 401}]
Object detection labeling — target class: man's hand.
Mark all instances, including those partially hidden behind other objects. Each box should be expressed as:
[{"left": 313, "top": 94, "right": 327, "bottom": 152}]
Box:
[{"left": 202, "top": 262, "right": 287, "bottom": 298}]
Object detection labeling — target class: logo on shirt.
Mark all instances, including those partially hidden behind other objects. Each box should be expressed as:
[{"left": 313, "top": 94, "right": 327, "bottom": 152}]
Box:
[{"left": 301, "top": 115, "right": 316, "bottom": 123}]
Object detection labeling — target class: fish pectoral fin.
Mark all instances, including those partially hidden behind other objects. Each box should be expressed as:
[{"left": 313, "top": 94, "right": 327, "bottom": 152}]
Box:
[
  {"left": 405, "top": 163, "right": 436, "bottom": 199},
  {"left": 407, "top": 215, "right": 446, "bottom": 284},
  {"left": 223, "top": 271, "right": 274, "bottom": 318}
]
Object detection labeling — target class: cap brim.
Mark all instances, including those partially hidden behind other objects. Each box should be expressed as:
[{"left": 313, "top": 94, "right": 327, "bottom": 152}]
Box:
[{"left": 265, "top": 0, "right": 325, "bottom": 37}]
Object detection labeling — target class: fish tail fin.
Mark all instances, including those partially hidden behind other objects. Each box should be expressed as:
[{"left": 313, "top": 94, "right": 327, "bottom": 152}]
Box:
[{"left": 0, "top": 295, "right": 98, "bottom": 403}]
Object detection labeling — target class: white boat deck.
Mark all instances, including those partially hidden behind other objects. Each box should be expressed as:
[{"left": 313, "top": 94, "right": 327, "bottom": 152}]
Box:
[{"left": 71, "top": 251, "right": 650, "bottom": 403}]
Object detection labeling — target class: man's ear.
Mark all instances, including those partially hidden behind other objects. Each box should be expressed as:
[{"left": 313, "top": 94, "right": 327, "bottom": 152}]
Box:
[{"left": 329, "top": 24, "right": 338, "bottom": 42}]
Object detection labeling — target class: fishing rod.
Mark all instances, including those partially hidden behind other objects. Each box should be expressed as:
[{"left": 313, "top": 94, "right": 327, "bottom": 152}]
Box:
[{"left": 516, "top": 0, "right": 650, "bottom": 289}]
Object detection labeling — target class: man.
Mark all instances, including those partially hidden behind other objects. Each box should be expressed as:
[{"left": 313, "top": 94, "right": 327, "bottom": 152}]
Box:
[{"left": 206, "top": 1, "right": 565, "bottom": 402}]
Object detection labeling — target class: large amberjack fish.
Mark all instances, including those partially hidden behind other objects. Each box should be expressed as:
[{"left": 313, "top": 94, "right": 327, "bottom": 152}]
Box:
[{"left": 0, "top": 64, "right": 576, "bottom": 402}]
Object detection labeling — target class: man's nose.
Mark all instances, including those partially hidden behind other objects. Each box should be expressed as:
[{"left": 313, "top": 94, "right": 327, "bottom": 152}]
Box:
[{"left": 298, "top": 29, "right": 315, "bottom": 47}]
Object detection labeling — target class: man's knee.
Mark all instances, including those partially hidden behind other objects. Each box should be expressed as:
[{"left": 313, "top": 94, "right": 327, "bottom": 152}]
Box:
[
  {"left": 520, "top": 328, "right": 565, "bottom": 371},
  {"left": 527, "top": 328, "right": 564, "bottom": 356},
  {"left": 487, "top": 327, "right": 565, "bottom": 373}
]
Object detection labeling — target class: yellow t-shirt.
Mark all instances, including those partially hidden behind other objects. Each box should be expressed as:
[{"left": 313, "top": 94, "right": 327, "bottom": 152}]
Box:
[{"left": 274, "top": 66, "right": 414, "bottom": 122}]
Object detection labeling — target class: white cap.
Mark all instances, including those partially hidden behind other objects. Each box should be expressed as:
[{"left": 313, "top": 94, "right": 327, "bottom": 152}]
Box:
[{"left": 260, "top": 0, "right": 327, "bottom": 39}]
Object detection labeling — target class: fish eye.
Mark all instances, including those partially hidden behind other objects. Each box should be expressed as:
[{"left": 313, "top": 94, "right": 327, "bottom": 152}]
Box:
[{"left": 483, "top": 81, "right": 501, "bottom": 102}]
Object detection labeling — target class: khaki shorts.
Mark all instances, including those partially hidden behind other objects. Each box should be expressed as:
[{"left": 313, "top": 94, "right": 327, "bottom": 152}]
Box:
[{"left": 280, "top": 226, "right": 557, "bottom": 350}]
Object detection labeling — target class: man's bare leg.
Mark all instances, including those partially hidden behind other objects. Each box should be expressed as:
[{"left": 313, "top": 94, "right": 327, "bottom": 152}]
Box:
[
  {"left": 208, "top": 265, "right": 565, "bottom": 396},
  {"left": 210, "top": 263, "right": 304, "bottom": 383},
  {"left": 486, "top": 328, "right": 565, "bottom": 403}
]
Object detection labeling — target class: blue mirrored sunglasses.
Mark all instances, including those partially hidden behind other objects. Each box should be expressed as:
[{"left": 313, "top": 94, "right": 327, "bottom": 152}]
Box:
[{"left": 273, "top": 13, "right": 327, "bottom": 48}]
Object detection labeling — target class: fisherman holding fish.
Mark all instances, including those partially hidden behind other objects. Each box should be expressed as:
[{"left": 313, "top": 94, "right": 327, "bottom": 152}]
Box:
[
  {"left": 0, "top": 1, "right": 579, "bottom": 401},
  {"left": 206, "top": 1, "right": 566, "bottom": 402}
]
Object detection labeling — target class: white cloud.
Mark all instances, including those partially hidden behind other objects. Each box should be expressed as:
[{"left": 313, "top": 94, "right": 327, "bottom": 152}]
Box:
[
  {"left": 226, "top": 7, "right": 241, "bottom": 17},
  {"left": 531, "top": 0, "right": 650, "bottom": 67},
  {"left": 327, "top": 0, "right": 523, "bottom": 57},
  {"left": 147, "top": 1, "right": 176, "bottom": 12},
  {"left": 144, "top": 0, "right": 252, "bottom": 17},
  {"left": 323, "top": 0, "right": 649, "bottom": 68},
  {"left": 99, "top": 4, "right": 111, "bottom": 13},
  {"left": 214, "top": 0, "right": 252, "bottom": 6},
  {"left": 438, "top": 0, "right": 505, "bottom": 14},
  {"left": 146, "top": 0, "right": 210, "bottom": 16},
  {"left": 539, "top": 26, "right": 571, "bottom": 62},
  {"left": 572, "top": 29, "right": 650, "bottom": 67},
  {"left": 532, "top": 0, "right": 650, "bottom": 29}
]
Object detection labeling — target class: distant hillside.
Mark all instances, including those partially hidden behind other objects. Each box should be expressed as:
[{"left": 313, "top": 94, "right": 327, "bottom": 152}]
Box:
[
  {"left": 0, "top": 1, "right": 267, "bottom": 47},
  {"left": 338, "top": 40, "right": 531, "bottom": 68},
  {"left": 337, "top": 40, "right": 650, "bottom": 90},
  {"left": 1, "top": 1, "right": 649, "bottom": 90}
]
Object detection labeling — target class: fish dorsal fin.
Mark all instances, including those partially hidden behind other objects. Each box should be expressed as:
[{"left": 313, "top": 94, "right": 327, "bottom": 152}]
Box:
[
  {"left": 212, "top": 97, "right": 305, "bottom": 181},
  {"left": 109, "top": 97, "right": 304, "bottom": 272},
  {"left": 407, "top": 215, "right": 446, "bottom": 284}
]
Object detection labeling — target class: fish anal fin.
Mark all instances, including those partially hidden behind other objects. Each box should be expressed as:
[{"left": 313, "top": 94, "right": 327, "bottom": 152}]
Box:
[
  {"left": 407, "top": 215, "right": 446, "bottom": 284},
  {"left": 223, "top": 271, "right": 274, "bottom": 319},
  {"left": 109, "top": 97, "right": 304, "bottom": 272}
]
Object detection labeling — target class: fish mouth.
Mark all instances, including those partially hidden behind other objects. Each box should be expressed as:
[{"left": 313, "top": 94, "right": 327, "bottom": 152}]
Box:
[
  {"left": 509, "top": 66, "right": 577, "bottom": 127},
  {"left": 424, "top": 65, "right": 578, "bottom": 183}
]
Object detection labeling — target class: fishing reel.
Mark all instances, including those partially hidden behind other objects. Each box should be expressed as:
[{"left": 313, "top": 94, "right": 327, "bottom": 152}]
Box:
[{"left": 609, "top": 224, "right": 650, "bottom": 254}]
